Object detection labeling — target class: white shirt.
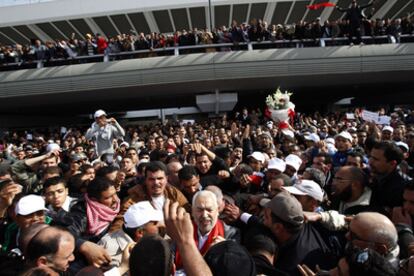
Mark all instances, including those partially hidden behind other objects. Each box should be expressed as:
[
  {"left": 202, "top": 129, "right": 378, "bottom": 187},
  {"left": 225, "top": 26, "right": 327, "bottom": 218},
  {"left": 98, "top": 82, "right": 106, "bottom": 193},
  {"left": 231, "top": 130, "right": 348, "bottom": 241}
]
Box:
[
  {"left": 151, "top": 195, "right": 165, "bottom": 211},
  {"left": 197, "top": 230, "right": 210, "bottom": 250},
  {"left": 48, "top": 196, "right": 73, "bottom": 212}
]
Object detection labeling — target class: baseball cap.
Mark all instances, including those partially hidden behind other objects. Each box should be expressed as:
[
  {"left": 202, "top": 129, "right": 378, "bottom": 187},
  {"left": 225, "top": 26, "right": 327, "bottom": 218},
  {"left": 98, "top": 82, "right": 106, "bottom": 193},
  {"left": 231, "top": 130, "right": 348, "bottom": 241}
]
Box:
[
  {"left": 285, "top": 154, "right": 302, "bottom": 172},
  {"left": 284, "top": 180, "right": 324, "bottom": 202},
  {"left": 120, "top": 141, "right": 130, "bottom": 148},
  {"left": 71, "top": 153, "right": 87, "bottom": 162},
  {"left": 396, "top": 141, "right": 409, "bottom": 152},
  {"left": 281, "top": 129, "right": 295, "bottom": 139},
  {"left": 124, "top": 201, "right": 163, "bottom": 229},
  {"left": 382, "top": 126, "right": 394, "bottom": 133},
  {"left": 265, "top": 191, "right": 304, "bottom": 227},
  {"left": 15, "top": 195, "right": 48, "bottom": 216},
  {"left": 304, "top": 133, "right": 320, "bottom": 143},
  {"left": 326, "top": 137, "right": 335, "bottom": 145},
  {"left": 335, "top": 131, "right": 353, "bottom": 142},
  {"left": 46, "top": 143, "right": 60, "bottom": 153},
  {"left": 248, "top": 151, "right": 265, "bottom": 163},
  {"left": 94, "top": 109, "right": 107, "bottom": 119},
  {"left": 267, "top": 158, "right": 286, "bottom": 172}
]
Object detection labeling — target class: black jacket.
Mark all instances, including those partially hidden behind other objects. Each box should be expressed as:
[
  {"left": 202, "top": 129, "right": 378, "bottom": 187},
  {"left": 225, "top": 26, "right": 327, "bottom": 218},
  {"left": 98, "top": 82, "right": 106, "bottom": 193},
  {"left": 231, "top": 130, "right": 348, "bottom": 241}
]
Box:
[
  {"left": 246, "top": 215, "right": 339, "bottom": 276},
  {"left": 275, "top": 223, "right": 338, "bottom": 276},
  {"left": 252, "top": 254, "right": 289, "bottom": 276},
  {"left": 369, "top": 169, "right": 410, "bottom": 212},
  {"left": 52, "top": 198, "right": 108, "bottom": 248}
]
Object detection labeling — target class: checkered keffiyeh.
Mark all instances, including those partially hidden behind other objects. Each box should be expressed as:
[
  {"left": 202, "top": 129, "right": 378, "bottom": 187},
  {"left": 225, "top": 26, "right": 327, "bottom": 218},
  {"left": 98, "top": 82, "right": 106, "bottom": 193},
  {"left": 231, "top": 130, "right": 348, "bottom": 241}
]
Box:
[{"left": 85, "top": 193, "right": 120, "bottom": 236}]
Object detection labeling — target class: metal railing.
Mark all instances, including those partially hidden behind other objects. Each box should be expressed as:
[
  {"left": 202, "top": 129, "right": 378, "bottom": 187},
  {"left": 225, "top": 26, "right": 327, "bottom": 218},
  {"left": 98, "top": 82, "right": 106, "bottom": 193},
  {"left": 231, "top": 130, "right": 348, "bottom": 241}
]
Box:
[{"left": 1, "top": 35, "right": 413, "bottom": 72}]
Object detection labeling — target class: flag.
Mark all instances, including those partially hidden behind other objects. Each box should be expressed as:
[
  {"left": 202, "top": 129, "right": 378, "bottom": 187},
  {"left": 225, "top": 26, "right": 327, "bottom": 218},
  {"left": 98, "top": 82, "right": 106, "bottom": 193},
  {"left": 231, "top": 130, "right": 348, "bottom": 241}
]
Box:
[{"left": 307, "top": 2, "right": 336, "bottom": 10}]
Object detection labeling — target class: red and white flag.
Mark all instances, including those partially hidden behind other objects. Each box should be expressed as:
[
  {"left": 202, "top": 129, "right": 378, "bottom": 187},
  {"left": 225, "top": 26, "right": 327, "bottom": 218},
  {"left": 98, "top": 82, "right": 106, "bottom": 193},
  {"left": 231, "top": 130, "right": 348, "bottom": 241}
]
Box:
[{"left": 307, "top": 2, "right": 336, "bottom": 10}]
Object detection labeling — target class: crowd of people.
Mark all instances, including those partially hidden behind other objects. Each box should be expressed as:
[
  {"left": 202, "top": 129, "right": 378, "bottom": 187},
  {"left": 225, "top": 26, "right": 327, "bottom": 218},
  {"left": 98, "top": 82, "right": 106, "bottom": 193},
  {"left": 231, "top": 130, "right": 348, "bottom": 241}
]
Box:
[
  {"left": 1, "top": 6, "right": 414, "bottom": 66},
  {"left": 1, "top": 104, "right": 414, "bottom": 275}
]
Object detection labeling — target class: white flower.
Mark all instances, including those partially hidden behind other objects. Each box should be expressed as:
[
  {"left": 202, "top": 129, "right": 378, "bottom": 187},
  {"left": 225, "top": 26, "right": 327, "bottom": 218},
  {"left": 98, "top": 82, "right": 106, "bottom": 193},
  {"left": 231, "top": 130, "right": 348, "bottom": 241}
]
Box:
[{"left": 265, "top": 87, "right": 294, "bottom": 110}]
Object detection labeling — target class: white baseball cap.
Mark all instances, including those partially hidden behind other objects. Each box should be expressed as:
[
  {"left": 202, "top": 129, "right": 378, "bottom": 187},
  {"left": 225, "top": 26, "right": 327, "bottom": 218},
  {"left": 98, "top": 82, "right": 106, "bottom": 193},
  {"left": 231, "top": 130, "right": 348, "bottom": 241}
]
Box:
[
  {"left": 120, "top": 141, "right": 130, "bottom": 148},
  {"left": 248, "top": 151, "right": 265, "bottom": 163},
  {"left": 284, "top": 180, "right": 324, "bottom": 202},
  {"left": 46, "top": 143, "right": 60, "bottom": 152},
  {"left": 396, "top": 141, "right": 409, "bottom": 152},
  {"left": 15, "top": 195, "right": 48, "bottom": 216},
  {"left": 267, "top": 158, "right": 286, "bottom": 172},
  {"left": 124, "top": 201, "right": 163, "bottom": 229},
  {"left": 325, "top": 137, "right": 335, "bottom": 145},
  {"left": 304, "top": 133, "right": 320, "bottom": 143},
  {"left": 94, "top": 109, "right": 107, "bottom": 119},
  {"left": 281, "top": 129, "right": 295, "bottom": 139},
  {"left": 382, "top": 126, "right": 394, "bottom": 133},
  {"left": 335, "top": 131, "right": 353, "bottom": 142},
  {"left": 285, "top": 154, "right": 302, "bottom": 172}
]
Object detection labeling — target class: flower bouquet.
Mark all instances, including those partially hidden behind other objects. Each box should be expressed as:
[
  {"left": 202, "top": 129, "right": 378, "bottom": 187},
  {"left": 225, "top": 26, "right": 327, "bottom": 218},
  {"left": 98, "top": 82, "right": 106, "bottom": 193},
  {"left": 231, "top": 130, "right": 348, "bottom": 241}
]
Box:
[{"left": 265, "top": 87, "right": 295, "bottom": 126}]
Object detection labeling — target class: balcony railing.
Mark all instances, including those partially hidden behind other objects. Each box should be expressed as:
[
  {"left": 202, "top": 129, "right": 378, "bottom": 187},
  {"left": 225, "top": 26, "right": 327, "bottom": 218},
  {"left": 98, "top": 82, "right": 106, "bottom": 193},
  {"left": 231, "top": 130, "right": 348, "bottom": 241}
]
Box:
[{"left": 1, "top": 35, "right": 413, "bottom": 72}]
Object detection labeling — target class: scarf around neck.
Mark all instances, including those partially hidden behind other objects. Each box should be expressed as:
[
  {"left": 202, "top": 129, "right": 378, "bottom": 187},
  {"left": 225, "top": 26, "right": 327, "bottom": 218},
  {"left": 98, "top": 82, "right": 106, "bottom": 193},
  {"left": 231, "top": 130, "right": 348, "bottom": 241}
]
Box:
[
  {"left": 85, "top": 193, "right": 120, "bottom": 236},
  {"left": 175, "top": 219, "right": 225, "bottom": 268}
]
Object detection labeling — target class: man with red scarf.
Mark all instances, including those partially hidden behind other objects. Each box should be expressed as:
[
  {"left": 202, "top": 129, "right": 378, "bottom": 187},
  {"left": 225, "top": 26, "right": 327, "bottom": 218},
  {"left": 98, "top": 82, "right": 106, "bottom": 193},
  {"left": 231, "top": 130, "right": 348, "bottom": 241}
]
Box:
[{"left": 175, "top": 190, "right": 240, "bottom": 268}]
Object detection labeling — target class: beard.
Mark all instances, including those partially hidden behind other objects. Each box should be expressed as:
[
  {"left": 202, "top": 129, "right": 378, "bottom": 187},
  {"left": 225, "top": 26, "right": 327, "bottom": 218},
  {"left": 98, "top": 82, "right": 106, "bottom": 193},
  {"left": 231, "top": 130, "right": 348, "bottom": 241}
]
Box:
[{"left": 335, "top": 184, "right": 353, "bottom": 202}]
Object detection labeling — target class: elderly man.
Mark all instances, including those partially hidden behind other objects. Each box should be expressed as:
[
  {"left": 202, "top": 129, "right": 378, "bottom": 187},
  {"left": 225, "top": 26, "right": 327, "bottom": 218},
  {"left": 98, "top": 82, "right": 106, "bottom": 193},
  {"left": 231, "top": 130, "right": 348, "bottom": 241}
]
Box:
[
  {"left": 175, "top": 190, "right": 239, "bottom": 268},
  {"left": 85, "top": 109, "right": 125, "bottom": 163},
  {"left": 26, "top": 226, "right": 75, "bottom": 273}
]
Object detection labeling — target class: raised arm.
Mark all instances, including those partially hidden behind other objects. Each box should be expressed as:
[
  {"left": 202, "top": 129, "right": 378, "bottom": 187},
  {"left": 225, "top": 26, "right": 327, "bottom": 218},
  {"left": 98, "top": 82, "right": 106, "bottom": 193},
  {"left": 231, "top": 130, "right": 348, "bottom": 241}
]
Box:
[{"left": 164, "top": 199, "right": 212, "bottom": 276}]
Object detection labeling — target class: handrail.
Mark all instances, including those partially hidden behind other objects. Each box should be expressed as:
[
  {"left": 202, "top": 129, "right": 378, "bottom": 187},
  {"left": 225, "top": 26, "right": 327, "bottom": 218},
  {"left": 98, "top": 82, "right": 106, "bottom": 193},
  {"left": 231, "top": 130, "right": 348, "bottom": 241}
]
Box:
[{"left": 1, "top": 34, "right": 413, "bottom": 71}]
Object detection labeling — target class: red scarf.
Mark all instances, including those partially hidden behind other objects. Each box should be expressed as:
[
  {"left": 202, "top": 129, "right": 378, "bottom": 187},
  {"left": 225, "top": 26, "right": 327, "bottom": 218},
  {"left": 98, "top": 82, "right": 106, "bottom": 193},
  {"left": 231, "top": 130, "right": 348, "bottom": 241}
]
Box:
[
  {"left": 85, "top": 194, "right": 120, "bottom": 236},
  {"left": 175, "top": 220, "right": 225, "bottom": 268}
]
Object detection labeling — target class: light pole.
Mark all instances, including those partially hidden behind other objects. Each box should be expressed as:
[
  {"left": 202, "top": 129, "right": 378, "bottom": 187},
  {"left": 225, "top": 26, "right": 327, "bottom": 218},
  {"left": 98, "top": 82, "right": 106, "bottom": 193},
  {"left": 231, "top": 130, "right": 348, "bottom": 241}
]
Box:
[{"left": 208, "top": 0, "right": 213, "bottom": 31}]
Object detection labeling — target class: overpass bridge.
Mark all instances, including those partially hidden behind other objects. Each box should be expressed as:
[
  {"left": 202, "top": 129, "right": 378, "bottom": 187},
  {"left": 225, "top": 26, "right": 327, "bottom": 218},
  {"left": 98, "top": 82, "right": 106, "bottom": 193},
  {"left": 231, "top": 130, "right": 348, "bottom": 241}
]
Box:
[{"left": 1, "top": 42, "right": 414, "bottom": 127}]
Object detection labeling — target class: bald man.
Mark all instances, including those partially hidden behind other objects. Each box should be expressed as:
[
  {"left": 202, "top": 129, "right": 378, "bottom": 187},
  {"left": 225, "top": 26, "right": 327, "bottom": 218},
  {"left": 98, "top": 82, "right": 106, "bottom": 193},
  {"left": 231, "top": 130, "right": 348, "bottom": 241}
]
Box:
[
  {"left": 346, "top": 212, "right": 399, "bottom": 269},
  {"left": 26, "top": 226, "right": 75, "bottom": 273}
]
